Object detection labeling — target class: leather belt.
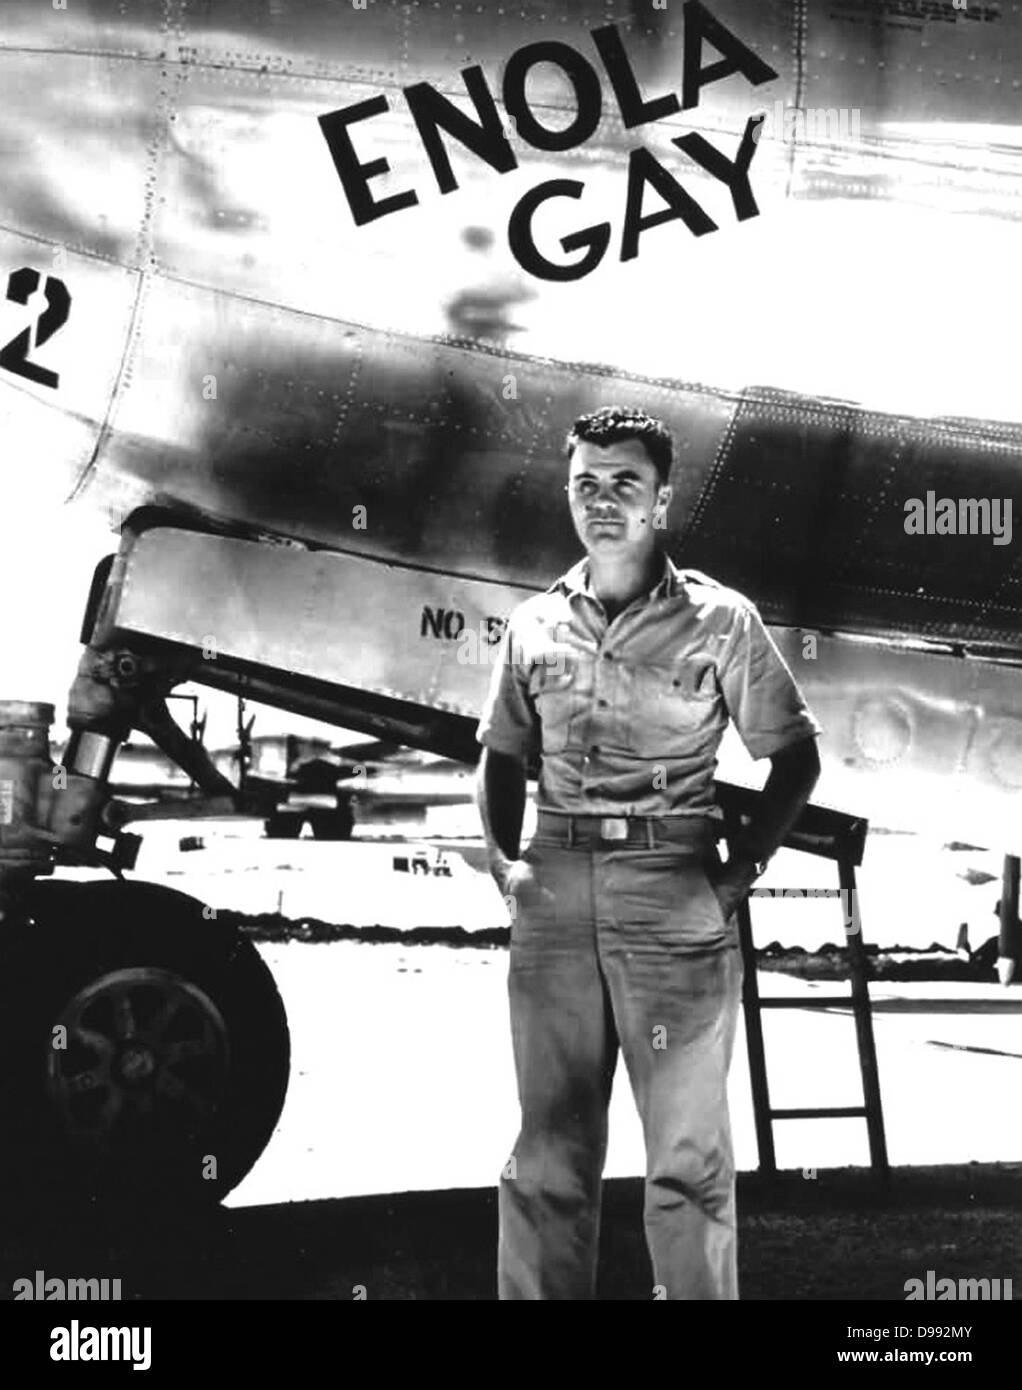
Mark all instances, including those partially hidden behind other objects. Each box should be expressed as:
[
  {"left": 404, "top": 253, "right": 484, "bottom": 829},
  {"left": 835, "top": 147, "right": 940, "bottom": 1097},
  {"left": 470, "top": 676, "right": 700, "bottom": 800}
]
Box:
[{"left": 534, "top": 810, "right": 720, "bottom": 851}]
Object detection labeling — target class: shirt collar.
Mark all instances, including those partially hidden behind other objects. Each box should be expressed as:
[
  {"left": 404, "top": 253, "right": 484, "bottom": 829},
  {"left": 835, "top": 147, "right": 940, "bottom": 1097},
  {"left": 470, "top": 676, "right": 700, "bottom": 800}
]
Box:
[{"left": 549, "top": 551, "right": 680, "bottom": 602}]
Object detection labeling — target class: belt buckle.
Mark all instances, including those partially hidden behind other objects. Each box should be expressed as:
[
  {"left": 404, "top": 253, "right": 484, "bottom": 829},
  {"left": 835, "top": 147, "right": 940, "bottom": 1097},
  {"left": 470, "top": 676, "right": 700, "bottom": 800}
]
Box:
[{"left": 599, "top": 816, "right": 629, "bottom": 841}]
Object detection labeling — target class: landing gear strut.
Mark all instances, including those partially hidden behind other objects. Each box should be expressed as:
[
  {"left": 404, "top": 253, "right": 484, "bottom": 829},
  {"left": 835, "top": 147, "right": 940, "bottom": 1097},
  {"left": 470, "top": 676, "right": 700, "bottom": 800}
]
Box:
[{"left": 0, "top": 651, "right": 293, "bottom": 1217}]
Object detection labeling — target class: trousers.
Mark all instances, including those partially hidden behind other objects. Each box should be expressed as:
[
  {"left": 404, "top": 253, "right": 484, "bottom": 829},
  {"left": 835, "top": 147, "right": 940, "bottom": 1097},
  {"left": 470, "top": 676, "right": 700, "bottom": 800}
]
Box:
[{"left": 498, "top": 825, "right": 744, "bottom": 1300}]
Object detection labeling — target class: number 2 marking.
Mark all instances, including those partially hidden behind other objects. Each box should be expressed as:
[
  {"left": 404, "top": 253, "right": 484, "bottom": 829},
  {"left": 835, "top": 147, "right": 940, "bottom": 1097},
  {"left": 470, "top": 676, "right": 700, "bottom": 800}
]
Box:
[{"left": 0, "top": 267, "right": 71, "bottom": 389}]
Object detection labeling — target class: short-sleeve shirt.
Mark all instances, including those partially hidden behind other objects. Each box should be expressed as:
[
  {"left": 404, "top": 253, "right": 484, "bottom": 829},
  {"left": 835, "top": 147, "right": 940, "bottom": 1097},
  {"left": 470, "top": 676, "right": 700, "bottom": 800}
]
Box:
[{"left": 475, "top": 552, "right": 822, "bottom": 818}]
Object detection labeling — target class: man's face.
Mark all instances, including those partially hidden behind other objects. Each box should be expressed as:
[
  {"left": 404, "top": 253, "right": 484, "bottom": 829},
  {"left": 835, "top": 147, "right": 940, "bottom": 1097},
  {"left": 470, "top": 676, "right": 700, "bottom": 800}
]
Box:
[{"left": 567, "top": 438, "right": 672, "bottom": 557}]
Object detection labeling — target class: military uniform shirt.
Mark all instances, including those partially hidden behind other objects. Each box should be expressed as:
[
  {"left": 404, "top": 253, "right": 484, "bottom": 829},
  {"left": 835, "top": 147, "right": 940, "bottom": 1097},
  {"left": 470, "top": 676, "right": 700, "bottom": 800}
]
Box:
[{"left": 476, "top": 553, "right": 822, "bottom": 817}]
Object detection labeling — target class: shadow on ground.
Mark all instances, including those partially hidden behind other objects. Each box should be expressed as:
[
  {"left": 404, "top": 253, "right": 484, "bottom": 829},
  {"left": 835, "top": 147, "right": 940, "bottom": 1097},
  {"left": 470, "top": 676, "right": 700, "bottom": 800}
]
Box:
[{"left": 2, "top": 1164, "right": 1019, "bottom": 1300}]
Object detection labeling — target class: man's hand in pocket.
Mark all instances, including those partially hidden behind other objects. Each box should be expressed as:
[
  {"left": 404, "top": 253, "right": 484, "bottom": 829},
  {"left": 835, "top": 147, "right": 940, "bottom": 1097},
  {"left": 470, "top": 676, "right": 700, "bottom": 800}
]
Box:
[
  {"left": 496, "top": 857, "right": 553, "bottom": 915},
  {"left": 706, "top": 859, "right": 759, "bottom": 922}
]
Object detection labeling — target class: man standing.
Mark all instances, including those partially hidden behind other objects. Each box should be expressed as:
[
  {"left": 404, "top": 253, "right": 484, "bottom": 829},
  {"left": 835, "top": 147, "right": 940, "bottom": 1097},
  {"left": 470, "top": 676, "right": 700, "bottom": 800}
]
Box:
[{"left": 475, "top": 405, "right": 821, "bottom": 1300}]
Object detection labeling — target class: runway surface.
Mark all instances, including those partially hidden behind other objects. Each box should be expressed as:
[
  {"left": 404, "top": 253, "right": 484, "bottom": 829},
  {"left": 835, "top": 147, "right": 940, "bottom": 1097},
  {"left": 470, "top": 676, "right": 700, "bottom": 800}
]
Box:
[
  {"left": 224, "top": 942, "right": 1020, "bottom": 1210},
  {"left": 48, "top": 822, "right": 1021, "bottom": 1204}
]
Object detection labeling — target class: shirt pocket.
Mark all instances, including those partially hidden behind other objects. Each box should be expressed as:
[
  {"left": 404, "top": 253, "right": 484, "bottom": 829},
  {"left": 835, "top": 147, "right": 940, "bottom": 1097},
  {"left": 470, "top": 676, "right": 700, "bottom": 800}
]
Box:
[
  {"left": 627, "top": 659, "right": 719, "bottom": 757},
  {"left": 527, "top": 655, "right": 578, "bottom": 754}
]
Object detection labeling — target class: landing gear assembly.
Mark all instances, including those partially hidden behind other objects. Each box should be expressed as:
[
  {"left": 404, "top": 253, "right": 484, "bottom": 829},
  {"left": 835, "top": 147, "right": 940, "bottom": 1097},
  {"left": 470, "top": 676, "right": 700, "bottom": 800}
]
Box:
[{"left": 0, "top": 698, "right": 291, "bottom": 1217}]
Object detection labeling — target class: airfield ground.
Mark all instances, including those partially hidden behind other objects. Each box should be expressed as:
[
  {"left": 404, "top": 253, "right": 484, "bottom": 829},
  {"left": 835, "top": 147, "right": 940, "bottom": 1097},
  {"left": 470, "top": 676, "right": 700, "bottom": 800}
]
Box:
[{"left": 1, "top": 1162, "right": 1018, "bottom": 1300}]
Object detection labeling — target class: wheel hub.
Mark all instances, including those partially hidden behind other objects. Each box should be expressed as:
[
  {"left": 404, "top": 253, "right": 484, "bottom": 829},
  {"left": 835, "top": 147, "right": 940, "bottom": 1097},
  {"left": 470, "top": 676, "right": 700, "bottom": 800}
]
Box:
[
  {"left": 46, "top": 966, "right": 230, "bottom": 1156},
  {"left": 116, "top": 1044, "right": 156, "bottom": 1083}
]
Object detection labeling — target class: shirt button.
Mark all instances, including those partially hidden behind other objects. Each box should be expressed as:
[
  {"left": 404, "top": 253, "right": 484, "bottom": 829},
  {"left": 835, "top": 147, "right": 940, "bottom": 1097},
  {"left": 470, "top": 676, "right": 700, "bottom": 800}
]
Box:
[
  {"left": 603, "top": 652, "right": 614, "bottom": 661},
  {"left": 597, "top": 698, "right": 609, "bottom": 709}
]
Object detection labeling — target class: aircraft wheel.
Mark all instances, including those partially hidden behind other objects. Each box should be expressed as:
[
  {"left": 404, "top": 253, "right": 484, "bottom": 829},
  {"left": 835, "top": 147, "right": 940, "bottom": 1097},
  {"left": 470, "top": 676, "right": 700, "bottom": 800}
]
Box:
[
  {"left": 264, "top": 811, "right": 304, "bottom": 838},
  {"left": 309, "top": 807, "right": 354, "bottom": 841},
  {"left": 0, "top": 880, "right": 289, "bottom": 1217}
]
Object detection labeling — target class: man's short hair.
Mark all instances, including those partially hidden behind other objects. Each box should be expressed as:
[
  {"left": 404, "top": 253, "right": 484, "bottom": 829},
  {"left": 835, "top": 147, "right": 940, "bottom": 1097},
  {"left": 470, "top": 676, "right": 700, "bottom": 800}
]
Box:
[{"left": 565, "top": 406, "right": 673, "bottom": 484}]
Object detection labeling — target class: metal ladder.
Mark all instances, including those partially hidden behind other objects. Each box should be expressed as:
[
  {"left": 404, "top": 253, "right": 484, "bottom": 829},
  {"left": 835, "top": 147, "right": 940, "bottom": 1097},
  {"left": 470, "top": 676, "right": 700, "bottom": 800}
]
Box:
[{"left": 716, "top": 783, "right": 889, "bottom": 1178}]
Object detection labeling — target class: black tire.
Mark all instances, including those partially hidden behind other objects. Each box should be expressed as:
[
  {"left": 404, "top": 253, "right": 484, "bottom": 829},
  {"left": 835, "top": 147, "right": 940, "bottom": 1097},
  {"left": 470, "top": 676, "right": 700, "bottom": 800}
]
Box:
[
  {"left": 264, "top": 811, "right": 305, "bottom": 838},
  {"left": 309, "top": 807, "right": 354, "bottom": 841},
  {"left": 0, "top": 879, "right": 290, "bottom": 1218}
]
